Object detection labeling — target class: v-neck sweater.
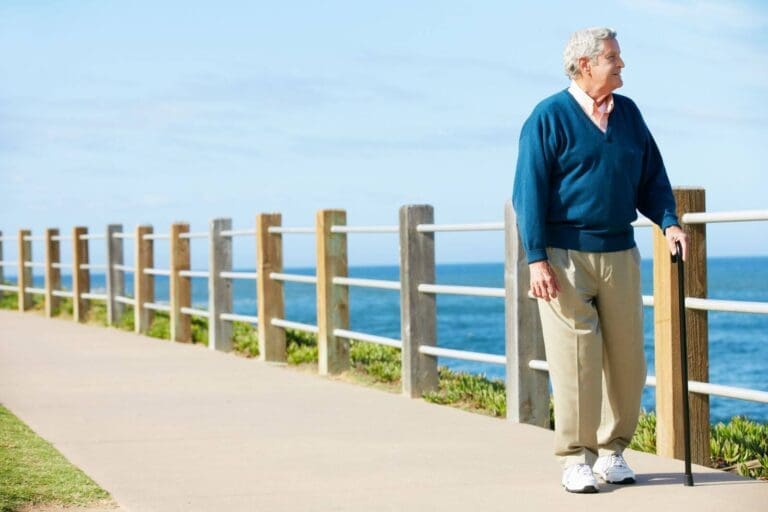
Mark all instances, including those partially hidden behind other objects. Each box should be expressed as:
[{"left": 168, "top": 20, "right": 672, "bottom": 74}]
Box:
[{"left": 512, "top": 89, "right": 679, "bottom": 264}]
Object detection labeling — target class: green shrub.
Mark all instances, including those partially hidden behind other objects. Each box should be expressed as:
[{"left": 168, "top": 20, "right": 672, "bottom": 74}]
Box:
[
  {"left": 0, "top": 289, "right": 19, "bottom": 310},
  {"left": 191, "top": 316, "right": 208, "bottom": 345},
  {"left": 117, "top": 306, "right": 135, "bottom": 331},
  {"left": 423, "top": 367, "right": 506, "bottom": 418},
  {"left": 147, "top": 312, "right": 170, "bottom": 340},
  {"left": 350, "top": 341, "right": 401, "bottom": 383},
  {"left": 286, "top": 329, "right": 319, "bottom": 365},
  {"left": 232, "top": 321, "right": 259, "bottom": 357},
  {"left": 629, "top": 410, "right": 657, "bottom": 453},
  {"left": 710, "top": 416, "right": 768, "bottom": 479}
]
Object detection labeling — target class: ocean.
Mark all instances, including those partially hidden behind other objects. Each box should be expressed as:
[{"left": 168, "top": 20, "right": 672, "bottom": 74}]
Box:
[{"left": 19, "top": 257, "right": 768, "bottom": 424}]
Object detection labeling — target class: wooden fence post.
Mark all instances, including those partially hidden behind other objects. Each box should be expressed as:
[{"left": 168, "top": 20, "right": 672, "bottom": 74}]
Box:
[
  {"left": 653, "top": 187, "right": 709, "bottom": 466},
  {"left": 316, "top": 209, "right": 350, "bottom": 375},
  {"left": 106, "top": 224, "right": 125, "bottom": 326},
  {"left": 504, "top": 201, "right": 549, "bottom": 427},
  {"left": 134, "top": 225, "right": 154, "bottom": 334},
  {"left": 257, "top": 214, "right": 286, "bottom": 362},
  {"left": 209, "top": 218, "right": 233, "bottom": 352},
  {"left": 399, "top": 205, "right": 438, "bottom": 398},
  {"left": 170, "top": 223, "right": 191, "bottom": 342},
  {"left": 44, "top": 228, "right": 61, "bottom": 317},
  {"left": 72, "top": 227, "right": 90, "bottom": 322},
  {"left": 17, "top": 230, "right": 32, "bottom": 311}
]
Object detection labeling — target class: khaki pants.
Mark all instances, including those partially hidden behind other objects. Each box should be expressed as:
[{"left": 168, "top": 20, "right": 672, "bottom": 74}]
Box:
[{"left": 538, "top": 247, "right": 646, "bottom": 468}]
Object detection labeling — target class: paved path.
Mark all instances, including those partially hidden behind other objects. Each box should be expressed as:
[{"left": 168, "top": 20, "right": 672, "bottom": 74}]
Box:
[{"left": 1, "top": 310, "right": 766, "bottom": 511}]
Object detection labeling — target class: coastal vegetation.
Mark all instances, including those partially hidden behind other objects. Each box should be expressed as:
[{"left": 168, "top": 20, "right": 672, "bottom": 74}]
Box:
[
  {"left": 1, "top": 289, "right": 767, "bottom": 480},
  {"left": 0, "top": 405, "right": 113, "bottom": 511}
]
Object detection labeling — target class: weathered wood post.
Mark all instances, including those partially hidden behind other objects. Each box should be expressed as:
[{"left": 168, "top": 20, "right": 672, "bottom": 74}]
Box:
[
  {"left": 44, "top": 228, "right": 61, "bottom": 317},
  {"left": 106, "top": 224, "right": 125, "bottom": 326},
  {"left": 316, "top": 209, "right": 350, "bottom": 375},
  {"left": 257, "top": 214, "right": 286, "bottom": 362},
  {"left": 17, "top": 230, "right": 32, "bottom": 311},
  {"left": 504, "top": 201, "right": 549, "bottom": 427},
  {"left": 399, "top": 205, "right": 438, "bottom": 398},
  {"left": 209, "top": 218, "right": 233, "bottom": 352},
  {"left": 653, "top": 187, "right": 709, "bottom": 466},
  {"left": 72, "top": 227, "right": 91, "bottom": 322},
  {"left": 170, "top": 223, "right": 192, "bottom": 342},
  {"left": 134, "top": 225, "right": 154, "bottom": 334}
]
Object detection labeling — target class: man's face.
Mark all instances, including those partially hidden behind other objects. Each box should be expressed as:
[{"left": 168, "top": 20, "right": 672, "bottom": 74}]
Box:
[{"left": 582, "top": 38, "right": 624, "bottom": 98}]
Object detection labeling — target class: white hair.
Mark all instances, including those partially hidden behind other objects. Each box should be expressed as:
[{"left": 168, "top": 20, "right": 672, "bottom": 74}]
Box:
[{"left": 563, "top": 27, "right": 617, "bottom": 79}]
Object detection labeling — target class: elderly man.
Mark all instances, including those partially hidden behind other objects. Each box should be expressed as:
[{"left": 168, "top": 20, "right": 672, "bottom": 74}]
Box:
[{"left": 512, "top": 27, "right": 688, "bottom": 493}]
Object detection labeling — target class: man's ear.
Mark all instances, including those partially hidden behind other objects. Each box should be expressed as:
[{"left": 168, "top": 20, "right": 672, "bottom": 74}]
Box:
[{"left": 578, "top": 56, "right": 591, "bottom": 77}]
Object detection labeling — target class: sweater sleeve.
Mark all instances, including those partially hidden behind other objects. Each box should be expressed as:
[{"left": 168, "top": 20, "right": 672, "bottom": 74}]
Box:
[
  {"left": 512, "top": 112, "right": 556, "bottom": 264},
  {"left": 635, "top": 112, "right": 679, "bottom": 231}
]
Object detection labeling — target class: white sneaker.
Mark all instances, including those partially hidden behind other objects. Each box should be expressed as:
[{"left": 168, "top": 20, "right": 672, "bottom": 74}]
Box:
[
  {"left": 593, "top": 452, "right": 636, "bottom": 484},
  {"left": 562, "top": 463, "right": 599, "bottom": 493}
]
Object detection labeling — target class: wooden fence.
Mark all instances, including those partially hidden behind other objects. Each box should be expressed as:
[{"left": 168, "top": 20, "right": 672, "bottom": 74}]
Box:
[{"left": 2, "top": 187, "right": 768, "bottom": 467}]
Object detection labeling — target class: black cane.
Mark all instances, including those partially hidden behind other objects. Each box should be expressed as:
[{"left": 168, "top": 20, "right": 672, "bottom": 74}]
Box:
[{"left": 673, "top": 240, "right": 694, "bottom": 487}]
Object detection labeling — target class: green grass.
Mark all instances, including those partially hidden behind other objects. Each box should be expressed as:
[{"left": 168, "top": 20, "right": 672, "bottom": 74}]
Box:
[{"left": 0, "top": 404, "right": 111, "bottom": 512}]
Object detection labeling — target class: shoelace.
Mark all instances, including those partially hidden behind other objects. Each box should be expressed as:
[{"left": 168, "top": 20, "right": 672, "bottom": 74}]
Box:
[
  {"left": 577, "top": 464, "right": 594, "bottom": 477},
  {"left": 608, "top": 454, "right": 628, "bottom": 468}
]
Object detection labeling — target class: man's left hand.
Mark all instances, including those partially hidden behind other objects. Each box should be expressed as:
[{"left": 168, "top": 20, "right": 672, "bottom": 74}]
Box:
[{"left": 665, "top": 225, "right": 689, "bottom": 261}]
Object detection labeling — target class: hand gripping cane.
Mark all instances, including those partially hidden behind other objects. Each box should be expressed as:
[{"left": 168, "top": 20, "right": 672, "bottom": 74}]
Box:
[{"left": 672, "top": 240, "right": 694, "bottom": 487}]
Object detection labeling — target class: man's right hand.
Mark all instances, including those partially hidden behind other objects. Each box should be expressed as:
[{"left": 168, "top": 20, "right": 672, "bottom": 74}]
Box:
[{"left": 529, "top": 260, "right": 561, "bottom": 301}]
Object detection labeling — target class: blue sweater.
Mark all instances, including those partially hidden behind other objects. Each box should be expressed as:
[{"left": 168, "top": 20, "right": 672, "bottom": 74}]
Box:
[{"left": 512, "top": 89, "right": 679, "bottom": 264}]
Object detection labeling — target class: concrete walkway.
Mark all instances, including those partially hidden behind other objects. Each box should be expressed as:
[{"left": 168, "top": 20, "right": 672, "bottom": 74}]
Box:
[{"left": 1, "top": 310, "right": 765, "bottom": 511}]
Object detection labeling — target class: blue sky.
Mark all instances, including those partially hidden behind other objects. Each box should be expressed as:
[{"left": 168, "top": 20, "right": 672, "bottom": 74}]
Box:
[{"left": 1, "top": 0, "right": 766, "bottom": 268}]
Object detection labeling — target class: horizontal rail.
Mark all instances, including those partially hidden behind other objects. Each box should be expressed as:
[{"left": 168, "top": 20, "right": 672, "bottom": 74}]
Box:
[
  {"left": 271, "top": 318, "right": 319, "bottom": 334},
  {"left": 0, "top": 261, "right": 18, "bottom": 267},
  {"left": 111, "top": 232, "right": 135, "bottom": 240},
  {"left": 267, "top": 227, "right": 315, "bottom": 235},
  {"left": 419, "top": 345, "right": 506, "bottom": 365},
  {"left": 333, "top": 329, "right": 402, "bottom": 348},
  {"left": 0, "top": 236, "right": 16, "bottom": 242},
  {"left": 683, "top": 210, "right": 768, "bottom": 224},
  {"left": 24, "top": 262, "right": 46, "bottom": 269},
  {"left": 115, "top": 295, "right": 135, "bottom": 305},
  {"left": 51, "top": 235, "right": 72, "bottom": 241},
  {"left": 686, "top": 297, "right": 768, "bottom": 315},
  {"left": 142, "top": 233, "right": 170, "bottom": 240},
  {"left": 24, "top": 287, "right": 46, "bottom": 295},
  {"left": 52, "top": 290, "right": 74, "bottom": 298},
  {"left": 220, "top": 228, "right": 256, "bottom": 237},
  {"left": 643, "top": 295, "right": 653, "bottom": 307},
  {"left": 220, "top": 313, "right": 259, "bottom": 324},
  {"left": 23, "top": 235, "right": 45, "bottom": 242},
  {"left": 179, "top": 270, "right": 210, "bottom": 279},
  {"left": 79, "top": 233, "right": 105, "bottom": 240},
  {"left": 80, "top": 263, "right": 107, "bottom": 271},
  {"left": 180, "top": 307, "right": 210, "bottom": 318},
  {"left": 529, "top": 360, "right": 768, "bottom": 404},
  {"left": 330, "top": 225, "right": 399, "bottom": 234},
  {"left": 0, "top": 284, "right": 19, "bottom": 292},
  {"left": 113, "top": 264, "right": 135, "bottom": 273},
  {"left": 144, "top": 268, "right": 171, "bottom": 277},
  {"left": 417, "top": 222, "right": 504, "bottom": 233},
  {"left": 52, "top": 262, "right": 73, "bottom": 269},
  {"left": 220, "top": 271, "right": 258, "bottom": 280},
  {"left": 418, "top": 284, "right": 505, "bottom": 298},
  {"left": 179, "top": 232, "right": 208, "bottom": 239},
  {"left": 270, "top": 272, "right": 317, "bottom": 284},
  {"left": 144, "top": 302, "right": 171, "bottom": 312},
  {"left": 82, "top": 292, "right": 108, "bottom": 301},
  {"left": 332, "top": 277, "right": 401, "bottom": 291}
]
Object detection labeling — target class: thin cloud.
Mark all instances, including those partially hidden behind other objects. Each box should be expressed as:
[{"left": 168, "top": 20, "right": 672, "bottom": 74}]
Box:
[{"left": 622, "top": 0, "right": 768, "bottom": 31}]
